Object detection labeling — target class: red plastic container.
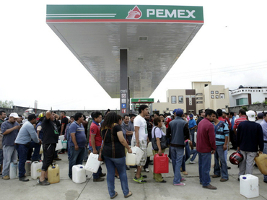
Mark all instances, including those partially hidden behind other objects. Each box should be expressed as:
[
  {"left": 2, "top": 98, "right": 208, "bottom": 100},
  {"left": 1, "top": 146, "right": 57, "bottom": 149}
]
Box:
[{"left": 153, "top": 154, "right": 169, "bottom": 173}]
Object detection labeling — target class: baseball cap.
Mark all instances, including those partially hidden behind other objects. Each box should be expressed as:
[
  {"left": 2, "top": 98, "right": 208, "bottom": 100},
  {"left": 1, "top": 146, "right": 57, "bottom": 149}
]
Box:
[
  {"left": 189, "top": 114, "right": 193, "bottom": 118},
  {"left": 9, "top": 113, "right": 19, "bottom": 118},
  {"left": 257, "top": 113, "right": 264, "bottom": 119},
  {"left": 222, "top": 109, "right": 227, "bottom": 113},
  {"left": 176, "top": 109, "right": 183, "bottom": 116},
  {"left": 246, "top": 110, "right": 256, "bottom": 122}
]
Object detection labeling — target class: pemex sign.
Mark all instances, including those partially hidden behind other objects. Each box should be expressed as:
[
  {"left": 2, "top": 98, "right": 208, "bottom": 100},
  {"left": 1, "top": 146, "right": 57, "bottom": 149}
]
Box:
[{"left": 46, "top": 5, "right": 203, "bottom": 23}]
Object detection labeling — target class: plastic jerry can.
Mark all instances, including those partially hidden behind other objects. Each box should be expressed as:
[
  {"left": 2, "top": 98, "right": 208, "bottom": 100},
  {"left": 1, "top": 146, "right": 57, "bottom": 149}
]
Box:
[
  {"left": 126, "top": 152, "right": 136, "bottom": 166},
  {"left": 146, "top": 142, "right": 153, "bottom": 157},
  {"left": 84, "top": 153, "right": 100, "bottom": 173},
  {"left": 131, "top": 146, "right": 144, "bottom": 165},
  {"left": 194, "top": 132, "right": 197, "bottom": 143},
  {"left": 31, "top": 161, "right": 42, "bottom": 179},
  {"left": 25, "top": 160, "right": 32, "bottom": 176},
  {"left": 62, "top": 141, "right": 67, "bottom": 149},
  {"left": 154, "top": 154, "right": 169, "bottom": 174},
  {"left": 9, "top": 162, "right": 18, "bottom": 179},
  {"left": 55, "top": 139, "right": 63, "bottom": 151},
  {"left": 254, "top": 153, "right": 267, "bottom": 175},
  {"left": 48, "top": 164, "right": 60, "bottom": 184},
  {"left": 240, "top": 174, "right": 259, "bottom": 198},
  {"left": 72, "top": 165, "right": 86, "bottom": 183}
]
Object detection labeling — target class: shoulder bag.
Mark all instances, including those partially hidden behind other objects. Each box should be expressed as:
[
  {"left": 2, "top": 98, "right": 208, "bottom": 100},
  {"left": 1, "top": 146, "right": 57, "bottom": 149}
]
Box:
[{"left": 152, "top": 127, "right": 167, "bottom": 151}]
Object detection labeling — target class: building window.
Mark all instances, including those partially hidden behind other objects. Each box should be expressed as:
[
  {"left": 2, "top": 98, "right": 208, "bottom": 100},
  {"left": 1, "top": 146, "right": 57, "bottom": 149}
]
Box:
[
  {"left": 211, "top": 91, "right": 214, "bottom": 94},
  {"left": 178, "top": 96, "right": 183, "bottom": 104},
  {"left": 236, "top": 98, "right": 248, "bottom": 106},
  {"left": 253, "top": 90, "right": 255, "bottom": 92},
  {"left": 211, "top": 95, "right": 214, "bottom": 99},
  {"left": 171, "top": 96, "right": 176, "bottom": 104},
  {"left": 216, "top": 95, "right": 219, "bottom": 99},
  {"left": 215, "top": 91, "right": 219, "bottom": 94},
  {"left": 205, "top": 84, "right": 208, "bottom": 87},
  {"left": 196, "top": 97, "right": 203, "bottom": 100},
  {"left": 196, "top": 101, "right": 203, "bottom": 104},
  {"left": 220, "top": 93, "right": 225, "bottom": 99},
  {"left": 196, "top": 93, "right": 203, "bottom": 96}
]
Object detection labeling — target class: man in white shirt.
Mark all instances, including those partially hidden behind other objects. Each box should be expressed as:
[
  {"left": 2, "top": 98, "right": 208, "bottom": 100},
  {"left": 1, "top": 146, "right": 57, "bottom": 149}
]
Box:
[{"left": 132, "top": 105, "right": 149, "bottom": 183}]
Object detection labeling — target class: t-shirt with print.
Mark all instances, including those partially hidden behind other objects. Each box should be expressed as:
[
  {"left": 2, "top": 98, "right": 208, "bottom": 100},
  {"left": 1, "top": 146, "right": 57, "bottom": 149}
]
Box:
[
  {"left": 41, "top": 117, "right": 59, "bottom": 144},
  {"left": 89, "top": 121, "right": 102, "bottom": 147},
  {"left": 133, "top": 115, "right": 148, "bottom": 141},
  {"left": 61, "top": 116, "right": 68, "bottom": 135},
  {"left": 69, "top": 121, "right": 87, "bottom": 148}
]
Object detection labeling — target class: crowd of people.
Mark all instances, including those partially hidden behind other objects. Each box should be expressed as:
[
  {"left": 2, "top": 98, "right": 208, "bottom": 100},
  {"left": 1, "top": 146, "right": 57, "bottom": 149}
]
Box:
[{"left": 0, "top": 106, "right": 266, "bottom": 198}]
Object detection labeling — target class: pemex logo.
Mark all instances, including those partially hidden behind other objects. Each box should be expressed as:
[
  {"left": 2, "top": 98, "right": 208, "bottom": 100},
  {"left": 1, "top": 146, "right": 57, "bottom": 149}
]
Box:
[{"left": 126, "top": 6, "right": 142, "bottom": 19}]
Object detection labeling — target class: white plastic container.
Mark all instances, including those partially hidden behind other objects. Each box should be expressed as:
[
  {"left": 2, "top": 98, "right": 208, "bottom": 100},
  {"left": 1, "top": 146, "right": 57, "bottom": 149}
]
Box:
[
  {"left": 146, "top": 142, "right": 153, "bottom": 157},
  {"left": 126, "top": 152, "right": 136, "bottom": 166},
  {"left": 9, "top": 162, "right": 18, "bottom": 179},
  {"left": 131, "top": 146, "right": 144, "bottom": 165},
  {"left": 72, "top": 165, "right": 86, "bottom": 183},
  {"left": 25, "top": 160, "right": 32, "bottom": 176},
  {"left": 240, "top": 174, "right": 259, "bottom": 198},
  {"left": 59, "top": 135, "right": 64, "bottom": 141},
  {"left": 56, "top": 139, "right": 63, "bottom": 151},
  {"left": 84, "top": 153, "right": 100, "bottom": 173},
  {"left": 31, "top": 161, "right": 43, "bottom": 179},
  {"left": 194, "top": 132, "right": 197, "bottom": 144}
]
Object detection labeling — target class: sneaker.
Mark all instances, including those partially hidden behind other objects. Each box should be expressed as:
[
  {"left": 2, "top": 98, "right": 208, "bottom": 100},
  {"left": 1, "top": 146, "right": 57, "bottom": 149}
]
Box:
[
  {"left": 220, "top": 178, "right": 228, "bottom": 182},
  {"left": 19, "top": 177, "right": 29, "bottom": 182},
  {"left": 189, "top": 161, "right": 196, "bottom": 164},
  {"left": 100, "top": 173, "right": 106, "bottom": 177},
  {"left": 144, "top": 168, "right": 149, "bottom": 172},
  {"left": 212, "top": 174, "right": 220, "bottom": 178},
  {"left": 158, "top": 180, "right": 166, "bottom": 183},
  {"left": 93, "top": 177, "right": 105, "bottom": 182},
  {"left": 133, "top": 177, "right": 146, "bottom": 183},
  {"left": 141, "top": 174, "right": 147, "bottom": 178},
  {"left": 203, "top": 184, "right": 217, "bottom": 190},
  {"left": 174, "top": 183, "right": 186, "bottom": 186},
  {"left": 38, "top": 179, "right": 50, "bottom": 186},
  {"left": 53, "top": 157, "right": 61, "bottom": 161},
  {"left": 2, "top": 175, "right": 10, "bottom": 180},
  {"left": 181, "top": 178, "right": 186, "bottom": 182}
]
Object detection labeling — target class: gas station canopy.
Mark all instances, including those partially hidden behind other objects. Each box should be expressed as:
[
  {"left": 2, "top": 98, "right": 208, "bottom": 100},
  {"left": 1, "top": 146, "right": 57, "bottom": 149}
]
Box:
[{"left": 46, "top": 5, "right": 203, "bottom": 98}]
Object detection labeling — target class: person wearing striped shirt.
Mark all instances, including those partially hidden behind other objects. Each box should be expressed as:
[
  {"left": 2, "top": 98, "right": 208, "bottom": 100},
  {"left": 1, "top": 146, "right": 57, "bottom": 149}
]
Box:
[
  {"left": 233, "top": 109, "right": 247, "bottom": 134},
  {"left": 212, "top": 113, "right": 229, "bottom": 182}
]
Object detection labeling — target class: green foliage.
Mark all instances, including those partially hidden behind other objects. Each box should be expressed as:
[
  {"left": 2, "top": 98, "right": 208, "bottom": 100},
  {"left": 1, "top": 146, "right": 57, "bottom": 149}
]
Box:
[
  {"left": 253, "top": 101, "right": 261, "bottom": 104},
  {"left": 241, "top": 106, "right": 248, "bottom": 111},
  {"left": 0, "top": 100, "right": 14, "bottom": 108},
  {"left": 263, "top": 101, "right": 267, "bottom": 105}
]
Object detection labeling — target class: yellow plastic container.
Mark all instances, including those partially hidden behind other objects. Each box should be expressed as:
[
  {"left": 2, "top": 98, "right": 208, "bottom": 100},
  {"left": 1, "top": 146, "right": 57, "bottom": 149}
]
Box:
[
  {"left": 254, "top": 153, "right": 267, "bottom": 175},
  {"left": 48, "top": 164, "right": 60, "bottom": 184}
]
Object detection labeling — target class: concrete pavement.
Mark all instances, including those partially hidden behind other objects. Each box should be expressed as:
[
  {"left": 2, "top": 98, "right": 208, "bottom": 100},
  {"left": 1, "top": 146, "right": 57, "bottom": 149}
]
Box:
[{"left": 1, "top": 149, "right": 267, "bottom": 200}]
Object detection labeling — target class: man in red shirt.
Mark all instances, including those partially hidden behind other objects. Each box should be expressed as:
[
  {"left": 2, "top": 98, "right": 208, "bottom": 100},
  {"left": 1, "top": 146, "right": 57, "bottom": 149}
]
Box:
[
  {"left": 197, "top": 109, "right": 217, "bottom": 190},
  {"left": 89, "top": 111, "right": 105, "bottom": 182},
  {"left": 234, "top": 109, "right": 247, "bottom": 135}
]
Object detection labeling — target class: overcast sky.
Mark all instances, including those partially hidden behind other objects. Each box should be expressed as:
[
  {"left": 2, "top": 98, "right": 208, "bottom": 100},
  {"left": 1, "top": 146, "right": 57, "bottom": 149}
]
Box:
[{"left": 1, "top": 0, "right": 267, "bottom": 111}]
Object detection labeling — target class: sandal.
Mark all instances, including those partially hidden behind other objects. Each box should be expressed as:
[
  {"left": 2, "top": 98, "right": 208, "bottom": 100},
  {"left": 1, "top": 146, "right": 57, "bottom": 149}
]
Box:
[
  {"left": 110, "top": 192, "right": 118, "bottom": 199},
  {"left": 124, "top": 191, "right": 132, "bottom": 198}
]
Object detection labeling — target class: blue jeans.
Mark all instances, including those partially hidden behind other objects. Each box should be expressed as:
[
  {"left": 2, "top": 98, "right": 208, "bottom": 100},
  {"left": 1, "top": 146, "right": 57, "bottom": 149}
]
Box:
[
  {"left": 0, "top": 149, "right": 3, "bottom": 165},
  {"left": 263, "top": 143, "right": 267, "bottom": 182},
  {"left": 190, "top": 149, "right": 198, "bottom": 161},
  {"left": 181, "top": 142, "right": 190, "bottom": 171},
  {"left": 68, "top": 146, "right": 85, "bottom": 179},
  {"left": 16, "top": 144, "right": 29, "bottom": 178},
  {"left": 190, "top": 129, "right": 196, "bottom": 146},
  {"left": 214, "top": 145, "right": 228, "bottom": 179},
  {"left": 104, "top": 156, "right": 129, "bottom": 197},
  {"left": 171, "top": 146, "right": 184, "bottom": 184},
  {"left": 88, "top": 146, "right": 102, "bottom": 179},
  {"left": 198, "top": 152, "right": 211, "bottom": 186}
]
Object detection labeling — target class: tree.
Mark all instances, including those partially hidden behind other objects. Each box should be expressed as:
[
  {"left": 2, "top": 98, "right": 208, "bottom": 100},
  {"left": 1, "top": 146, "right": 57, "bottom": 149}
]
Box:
[{"left": 0, "top": 100, "right": 14, "bottom": 108}]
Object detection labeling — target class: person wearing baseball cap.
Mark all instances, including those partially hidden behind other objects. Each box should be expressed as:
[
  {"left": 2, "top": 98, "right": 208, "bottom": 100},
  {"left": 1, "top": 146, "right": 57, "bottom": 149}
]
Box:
[
  {"left": 167, "top": 108, "right": 190, "bottom": 186},
  {"left": 237, "top": 110, "right": 264, "bottom": 180},
  {"left": 1, "top": 113, "right": 20, "bottom": 180}
]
